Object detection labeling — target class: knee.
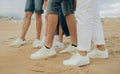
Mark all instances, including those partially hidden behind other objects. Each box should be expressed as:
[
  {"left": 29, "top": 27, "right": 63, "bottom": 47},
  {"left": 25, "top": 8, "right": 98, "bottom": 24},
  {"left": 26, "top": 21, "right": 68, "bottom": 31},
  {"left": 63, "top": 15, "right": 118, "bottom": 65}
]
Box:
[
  {"left": 66, "top": 14, "right": 75, "bottom": 20},
  {"left": 25, "top": 12, "right": 32, "bottom": 19},
  {"left": 35, "top": 13, "right": 42, "bottom": 19}
]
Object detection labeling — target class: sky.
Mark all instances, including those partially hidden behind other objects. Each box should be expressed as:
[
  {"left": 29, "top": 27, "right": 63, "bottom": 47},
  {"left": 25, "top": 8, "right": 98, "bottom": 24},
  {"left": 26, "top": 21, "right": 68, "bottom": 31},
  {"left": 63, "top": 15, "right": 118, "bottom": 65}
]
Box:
[
  {"left": 0, "top": 0, "right": 120, "bottom": 18},
  {"left": 99, "top": 0, "right": 120, "bottom": 17}
]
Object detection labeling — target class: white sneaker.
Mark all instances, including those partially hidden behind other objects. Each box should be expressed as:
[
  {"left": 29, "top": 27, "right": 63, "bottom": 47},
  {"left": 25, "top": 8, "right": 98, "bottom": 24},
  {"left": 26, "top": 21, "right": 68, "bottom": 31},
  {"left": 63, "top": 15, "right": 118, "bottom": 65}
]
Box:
[
  {"left": 30, "top": 46, "right": 56, "bottom": 59},
  {"left": 32, "top": 39, "right": 41, "bottom": 48},
  {"left": 10, "top": 38, "right": 26, "bottom": 46},
  {"left": 53, "top": 41, "right": 64, "bottom": 49},
  {"left": 63, "top": 52, "right": 90, "bottom": 66},
  {"left": 59, "top": 45, "right": 76, "bottom": 54},
  {"left": 88, "top": 49, "right": 109, "bottom": 58},
  {"left": 40, "top": 36, "right": 46, "bottom": 46},
  {"left": 53, "top": 35, "right": 59, "bottom": 43},
  {"left": 40, "top": 36, "right": 58, "bottom": 47}
]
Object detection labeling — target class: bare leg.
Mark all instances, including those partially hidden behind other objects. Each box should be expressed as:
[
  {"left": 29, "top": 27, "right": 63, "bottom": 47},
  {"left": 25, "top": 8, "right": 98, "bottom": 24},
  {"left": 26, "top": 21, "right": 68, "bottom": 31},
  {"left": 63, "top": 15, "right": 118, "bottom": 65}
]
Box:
[
  {"left": 35, "top": 13, "right": 42, "bottom": 39},
  {"left": 66, "top": 14, "right": 77, "bottom": 45},
  {"left": 97, "top": 45, "right": 106, "bottom": 51},
  {"left": 77, "top": 50, "right": 87, "bottom": 56},
  {"left": 58, "top": 24, "right": 63, "bottom": 42},
  {"left": 45, "top": 14, "right": 58, "bottom": 48},
  {"left": 20, "top": 12, "right": 33, "bottom": 39},
  {"left": 45, "top": 14, "right": 48, "bottom": 36}
]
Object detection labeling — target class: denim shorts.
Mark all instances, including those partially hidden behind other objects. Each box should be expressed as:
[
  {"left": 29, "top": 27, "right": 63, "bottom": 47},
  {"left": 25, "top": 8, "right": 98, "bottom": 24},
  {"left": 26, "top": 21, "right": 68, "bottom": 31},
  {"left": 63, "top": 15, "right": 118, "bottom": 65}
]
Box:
[
  {"left": 25, "top": 0, "right": 44, "bottom": 14},
  {"left": 47, "top": 0, "right": 74, "bottom": 16}
]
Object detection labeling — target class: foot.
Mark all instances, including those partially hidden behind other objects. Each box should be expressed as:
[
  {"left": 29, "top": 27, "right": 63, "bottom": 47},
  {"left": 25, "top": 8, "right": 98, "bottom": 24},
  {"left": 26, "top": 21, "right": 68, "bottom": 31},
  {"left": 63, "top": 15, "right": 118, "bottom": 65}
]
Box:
[
  {"left": 30, "top": 46, "right": 56, "bottom": 59},
  {"left": 59, "top": 45, "right": 76, "bottom": 54},
  {"left": 53, "top": 41, "right": 64, "bottom": 49},
  {"left": 10, "top": 38, "right": 26, "bottom": 46},
  {"left": 63, "top": 52, "right": 90, "bottom": 66},
  {"left": 32, "top": 39, "right": 41, "bottom": 48},
  {"left": 88, "top": 48, "right": 109, "bottom": 58}
]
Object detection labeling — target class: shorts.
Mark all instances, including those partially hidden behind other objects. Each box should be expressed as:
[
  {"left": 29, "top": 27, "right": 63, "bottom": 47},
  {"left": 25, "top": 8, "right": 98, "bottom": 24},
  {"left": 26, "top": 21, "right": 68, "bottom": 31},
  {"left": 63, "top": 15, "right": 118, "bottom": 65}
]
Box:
[
  {"left": 25, "top": 0, "right": 44, "bottom": 14},
  {"left": 47, "top": 0, "right": 74, "bottom": 16}
]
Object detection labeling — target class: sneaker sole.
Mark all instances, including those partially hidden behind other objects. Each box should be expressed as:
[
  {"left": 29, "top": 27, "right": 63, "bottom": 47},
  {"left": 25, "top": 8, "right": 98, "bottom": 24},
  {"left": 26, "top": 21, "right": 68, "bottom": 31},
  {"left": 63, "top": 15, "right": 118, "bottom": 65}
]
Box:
[
  {"left": 30, "top": 52, "right": 56, "bottom": 60},
  {"left": 42, "top": 52, "right": 56, "bottom": 60},
  {"left": 77, "top": 62, "right": 90, "bottom": 67}
]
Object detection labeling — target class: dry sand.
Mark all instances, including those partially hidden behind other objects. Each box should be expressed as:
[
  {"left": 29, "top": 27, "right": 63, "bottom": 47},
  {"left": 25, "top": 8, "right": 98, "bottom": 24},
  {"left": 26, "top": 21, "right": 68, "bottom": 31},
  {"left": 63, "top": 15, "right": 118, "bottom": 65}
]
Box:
[{"left": 0, "top": 19, "right": 120, "bottom": 74}]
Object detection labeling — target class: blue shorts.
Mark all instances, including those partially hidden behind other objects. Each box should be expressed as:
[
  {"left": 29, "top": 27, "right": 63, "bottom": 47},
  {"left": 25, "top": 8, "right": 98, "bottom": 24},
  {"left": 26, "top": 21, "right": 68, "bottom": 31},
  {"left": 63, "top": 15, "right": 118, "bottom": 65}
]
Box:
[
  {"left": 47, "top": 0, "right": 74, "bottom": 16},
  {"left": 25, "top": 0, "right": 44, "bottom": 14}
]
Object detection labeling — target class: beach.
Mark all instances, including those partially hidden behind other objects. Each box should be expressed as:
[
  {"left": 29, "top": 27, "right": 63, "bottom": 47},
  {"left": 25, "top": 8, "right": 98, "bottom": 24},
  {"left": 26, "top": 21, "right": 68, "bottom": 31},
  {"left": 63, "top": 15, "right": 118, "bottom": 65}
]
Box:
[{"left": 0, "top": 18, "right": 120, "bottom": 74}]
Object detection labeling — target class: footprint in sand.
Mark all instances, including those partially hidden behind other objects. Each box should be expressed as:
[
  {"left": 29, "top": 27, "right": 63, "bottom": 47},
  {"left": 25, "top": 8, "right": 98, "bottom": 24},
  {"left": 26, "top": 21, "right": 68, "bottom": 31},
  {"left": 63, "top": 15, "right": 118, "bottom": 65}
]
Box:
[
  {"left": 1, "top": 40, "right": 10, "bottom": 45},
  {"left": 1, "top": 37, "right": 16, "bottom": 45},
  {"left": 8, "top": 37, "right": 16, "bottom": 40},
  {"left": 113, "top": 51, "right": 120, "bottom": 58},
  {"left": 109, "top": 50, "right": 120, "bottom": 58}
]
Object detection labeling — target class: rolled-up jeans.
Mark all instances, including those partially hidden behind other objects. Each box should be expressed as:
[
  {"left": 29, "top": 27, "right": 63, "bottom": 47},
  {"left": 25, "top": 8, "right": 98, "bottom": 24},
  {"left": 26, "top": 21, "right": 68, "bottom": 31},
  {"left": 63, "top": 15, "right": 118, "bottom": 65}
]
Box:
[{"left": 75, "top": 0, "right": 105, "bottom": 51}]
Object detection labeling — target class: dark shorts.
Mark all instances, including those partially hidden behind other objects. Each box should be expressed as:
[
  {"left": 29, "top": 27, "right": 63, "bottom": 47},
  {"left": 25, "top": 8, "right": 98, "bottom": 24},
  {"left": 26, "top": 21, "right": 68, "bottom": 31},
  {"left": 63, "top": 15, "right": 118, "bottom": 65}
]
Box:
[
  {"left": 47, "top": 0, "right": 74, "bottom": 16},
  {"left": 25, "top": 0, "right": 44, "bottom": 14}
]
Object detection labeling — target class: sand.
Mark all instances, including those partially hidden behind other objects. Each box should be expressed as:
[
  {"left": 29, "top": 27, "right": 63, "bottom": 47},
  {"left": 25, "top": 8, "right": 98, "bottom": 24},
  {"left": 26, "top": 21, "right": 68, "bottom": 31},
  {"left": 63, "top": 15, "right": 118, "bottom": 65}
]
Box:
[{"left": 0, "top": 19, "right": 120, "bottom": 74}]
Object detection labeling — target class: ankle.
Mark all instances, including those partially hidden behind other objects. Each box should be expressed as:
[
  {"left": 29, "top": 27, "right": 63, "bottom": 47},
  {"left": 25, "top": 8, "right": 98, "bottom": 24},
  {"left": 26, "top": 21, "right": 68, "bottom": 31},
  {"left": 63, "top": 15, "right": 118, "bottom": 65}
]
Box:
[
  {"left": 77, "top": 50, "right": 87, "bottom": 56},
  {"left": 44, "top": 44, "right": 52, "bottom": 49},
  {"left": 59, "top": 40, "right": 63, "bottom": 43},
  {"left": 97, "top": 45, "right": 106, "bottom": 51},
  {"left": 36, "top": 38, "right": 40, "bottom": 40},
  {"left": 20, "top": 37, "right": 25, "bottom": 40}
]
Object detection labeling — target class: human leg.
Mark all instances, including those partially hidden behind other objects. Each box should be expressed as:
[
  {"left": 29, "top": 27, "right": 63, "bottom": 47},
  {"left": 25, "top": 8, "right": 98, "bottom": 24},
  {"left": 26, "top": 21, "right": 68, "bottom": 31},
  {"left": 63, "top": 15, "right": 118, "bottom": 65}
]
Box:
[
  {"left": 63, "top": 0, "right": 93, "bottom": 66},
  {"left": 59, "top": 0, "right": 77, "bottom": 54},
  {"left": 10, "top": 0, "right": 34, "bottom": 46},
  {"left": 63, "top": 0, "right": 109, "bottom": 67},
  {"left": 62, "top": 0, "right": 77, "bottom": 45},
  {"left": 20, "top": 12, "right": 33, "bottom": 39},
  {"left": 30, "top": 0, "right": 62, "bottom": 59},
  {"left": 34, "top": 0, "right": 44, "bottom": 39},
  {"left": 44, "top": 0, "right": 62, "bottom": 48},
  {"left": 59, "top": 8, "right": 70, "bottom": 37},
  {"left": 88, "top": 9, "right": 109, "bottom": 58}
]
